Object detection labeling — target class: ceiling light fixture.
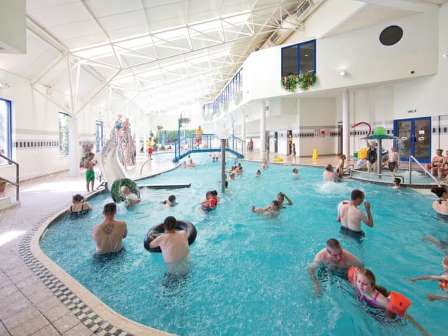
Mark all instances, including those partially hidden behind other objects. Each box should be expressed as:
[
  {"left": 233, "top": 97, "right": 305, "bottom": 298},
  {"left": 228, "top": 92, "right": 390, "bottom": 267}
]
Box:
[
  {"left": 339, "top": 70, "right": 347, "bottom": 77},
  {"left": 442, "top": 52, "right": 448, "bottom": 59}
]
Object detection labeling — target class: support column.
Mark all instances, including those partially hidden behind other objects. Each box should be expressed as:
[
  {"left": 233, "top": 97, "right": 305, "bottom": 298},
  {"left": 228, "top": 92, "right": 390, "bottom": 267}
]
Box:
[
  {"left": 342, "top": 90, "right": 350, "bottom": 157},
  {"left": 241, "top": 111, "right": 246, "bottom": 155},
  {"left": 260, "top": 101, "right": 267, "bottom": 161},
  {"left": 69, "top": 114, "right": 80, "bottom": 177},
  {"left": 221, "top": 139, "right": 226, "bottom": 193}
]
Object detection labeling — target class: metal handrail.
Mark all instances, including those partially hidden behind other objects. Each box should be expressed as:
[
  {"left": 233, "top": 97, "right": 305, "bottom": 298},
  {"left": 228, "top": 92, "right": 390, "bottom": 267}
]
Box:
[
  {"left": 408, "top": 155, "right": 439, "bottom": 185},
  {"left": 0, "top": 153, "right": 19, "bottom": 202}
]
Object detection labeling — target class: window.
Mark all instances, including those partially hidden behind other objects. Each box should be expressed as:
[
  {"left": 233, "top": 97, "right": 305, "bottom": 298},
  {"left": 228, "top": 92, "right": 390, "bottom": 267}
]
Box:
[
  {"left": 281, "top": 40, "right": 316, "bottom": 77},
  {"left": 58, "top": 112, "right": 69, "bottom": 155},
  {"left": 0, "top": 98, "right": 12, "bottom": 164}
]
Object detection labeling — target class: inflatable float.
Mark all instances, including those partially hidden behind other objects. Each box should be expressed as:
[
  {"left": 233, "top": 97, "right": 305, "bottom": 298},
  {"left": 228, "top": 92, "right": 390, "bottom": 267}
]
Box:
[
  {"left": 111, "top": 178, "right": 140, "bottom": 203},
  {"left": 143, "top": 221, "right": 197, "bottom": 253}
]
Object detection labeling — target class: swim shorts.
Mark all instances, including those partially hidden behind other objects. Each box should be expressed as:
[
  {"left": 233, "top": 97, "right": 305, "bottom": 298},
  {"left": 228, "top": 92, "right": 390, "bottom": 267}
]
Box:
[
  {"left": 340, "top": 226, "right": 365, "bottom": 240},
  {"left": 85, "top": 169, "right": 95, "bottom": 182}
]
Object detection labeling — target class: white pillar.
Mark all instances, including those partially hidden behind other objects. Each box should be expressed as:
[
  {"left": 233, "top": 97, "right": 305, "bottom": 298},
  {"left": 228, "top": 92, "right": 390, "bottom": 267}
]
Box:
[
  {"left": 342, "top": 90, "right": 350, "bottom": 157},
  {"left": 260, "top": 101, "right": 267, "bottom": 161},
  {"left": 69, "top": 114, "right": 80, "bottom": 176},
  {"left": 241, "top": 112, "right": 246, "bottom": 155}
]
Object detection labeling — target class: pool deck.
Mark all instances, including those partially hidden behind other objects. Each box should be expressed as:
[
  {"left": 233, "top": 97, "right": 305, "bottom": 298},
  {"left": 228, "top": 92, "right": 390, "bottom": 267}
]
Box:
[{"left": 0, "top": 157, "right": 176, "bottom": 336}]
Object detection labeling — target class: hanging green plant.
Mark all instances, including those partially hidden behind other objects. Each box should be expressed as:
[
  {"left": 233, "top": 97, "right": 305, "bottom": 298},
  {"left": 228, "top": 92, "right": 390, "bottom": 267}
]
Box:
[{"left": 281, "top": 72, "right": 317, "bottom": 92}]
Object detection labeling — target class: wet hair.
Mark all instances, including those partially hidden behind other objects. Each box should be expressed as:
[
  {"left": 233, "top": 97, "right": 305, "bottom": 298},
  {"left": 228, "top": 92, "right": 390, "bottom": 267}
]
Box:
[
  {"left": 292, "top": 168, "right": 298, "bottom": 173},
  {"left": 351, "top": 189, "right": 365, "bottom": 201},
  {"left": 431, "top": 186, "right": 447, "bottom": 198},
  {"left": 164, "top": 216, "right": 177, "bottom": 231},
  {"left": 436, "top": 149, "right": 443, "bottom": 154},
  {"left": 393, "top": 178, "right": 401, "bottom": 185},
  {"left": 359, "top": 268, "right": 376, "bottom": 288},
  {"left": 326, "top": 239, "right": 341, "bottom": 249},
  {"left": 211, "top": 190, "right": 218, "bottom": 196},
  {"left": 103, "top": 202, "right": 116, "bottom": 215},
  {"left": 256, "top": 169, "right": 261, "bottom": 174},
  {"left": 277, "top": 192, "right": 284, "bottom": 199},
  {"left": 205, "top": 191, "right": 212, "bottom": 198},
  {"left": 272, "top": 200, "right": 280, "bottom": 208},
  {"left": 325, "top": 164, "right": 333, "bottom": 172},
  {"left": 168, "top": 195, "right": 176, "bottom": 202},
  {"left": 72, "top": 194, "right": 84, "bottom": 203}
]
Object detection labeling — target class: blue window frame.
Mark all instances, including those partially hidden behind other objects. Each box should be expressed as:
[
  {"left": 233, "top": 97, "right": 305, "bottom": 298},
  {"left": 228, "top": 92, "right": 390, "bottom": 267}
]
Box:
[
  {"left": 393, "top": 117, "right": 431, "bottom": 163},
  {"left": 0, "top": 98, "right": 13, "bottom": 162},
  {"left": 281, "top": 39, "right": 316, "bottom": 77}
]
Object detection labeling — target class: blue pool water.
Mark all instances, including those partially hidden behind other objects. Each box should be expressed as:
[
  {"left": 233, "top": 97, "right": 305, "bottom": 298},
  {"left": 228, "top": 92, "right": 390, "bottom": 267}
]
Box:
[{"left": 41, "top": 155, "right": 447, "bottom": 335}]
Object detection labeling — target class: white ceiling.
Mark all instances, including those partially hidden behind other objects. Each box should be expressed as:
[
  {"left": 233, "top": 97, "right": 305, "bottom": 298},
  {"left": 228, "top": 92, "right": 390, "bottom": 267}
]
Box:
[{"left": 14, "top": 0, "right": 302, "bottom": 114}]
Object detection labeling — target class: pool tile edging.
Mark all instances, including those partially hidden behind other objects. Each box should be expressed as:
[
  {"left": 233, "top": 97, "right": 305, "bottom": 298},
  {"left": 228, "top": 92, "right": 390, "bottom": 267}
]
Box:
[{"left": 19, "top": 174, "right": 179, "bottom": 336}]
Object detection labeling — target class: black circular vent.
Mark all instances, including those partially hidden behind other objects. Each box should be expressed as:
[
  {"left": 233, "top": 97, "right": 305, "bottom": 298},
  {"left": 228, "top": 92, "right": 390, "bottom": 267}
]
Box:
[{"left": 379, "top": 25, "right": 403, "bottom": 46}]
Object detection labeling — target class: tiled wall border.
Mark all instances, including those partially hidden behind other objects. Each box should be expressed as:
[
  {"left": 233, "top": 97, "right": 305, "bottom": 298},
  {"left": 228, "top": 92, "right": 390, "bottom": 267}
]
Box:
[{"left": 18, "top": 195, "right": 172, "bottom": 336}]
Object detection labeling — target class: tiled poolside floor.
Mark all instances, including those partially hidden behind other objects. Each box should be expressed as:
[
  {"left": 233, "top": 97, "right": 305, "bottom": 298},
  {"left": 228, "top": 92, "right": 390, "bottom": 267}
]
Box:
[{"left": 0, "top": 172, "right": 95, "bottom": 336}]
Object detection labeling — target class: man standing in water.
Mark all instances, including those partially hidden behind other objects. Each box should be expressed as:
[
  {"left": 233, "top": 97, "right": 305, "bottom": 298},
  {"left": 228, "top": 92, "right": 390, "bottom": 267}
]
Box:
[
  {"left": 308, "top": 239, "right": 363, "bottom": 295},
  {"left": 150, "top": 216, "right": 190, "bottom": 274},
  {"left": 93, "top": 203, "right": 127, "bottom": 254},
  {"left": 339, "top": 189, "right": 374, "bottom": 239}
]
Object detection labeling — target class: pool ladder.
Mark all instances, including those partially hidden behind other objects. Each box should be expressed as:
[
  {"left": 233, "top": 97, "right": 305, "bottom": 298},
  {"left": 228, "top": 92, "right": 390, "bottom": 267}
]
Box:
[{"left": 408, "top": 155, "right": 440, "bottom": 186}]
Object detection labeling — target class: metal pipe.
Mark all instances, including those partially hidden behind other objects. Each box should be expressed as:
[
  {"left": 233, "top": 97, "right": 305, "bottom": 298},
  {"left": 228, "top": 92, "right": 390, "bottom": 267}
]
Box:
[
  {"left": 221, "top": 139, "right": 226, "bottom": 193},
  {"left": 408, "top": 157, "right": 412, "bottom": 185}
]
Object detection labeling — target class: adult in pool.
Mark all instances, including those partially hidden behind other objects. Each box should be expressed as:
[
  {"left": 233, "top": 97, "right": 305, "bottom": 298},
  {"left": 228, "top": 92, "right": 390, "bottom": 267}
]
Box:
[
  {"left": 348, "top": 267, "right": 430, "bottom": 336},
  {"left": 92, "top": 203, "right": 127, "bottom": 254},
  {"left": 339, "top": 189, "right": 374, "bottom": 239},
  {"left": 251, "top": 200, "right": 280, "bottom": 217},
  {"left": 149, "top": 216, "right": 190, "bottom": 274},
  {"left": 308, "top": 239, "right": 362, "bottom": 296},
  {"left": 69, "top": 194, "right": 91, "bottom": 216},
  {"left": 430, "top": 186, "right": 448, "bottom": 215},
  {"left": 410, "top": 255, "right": 448, "bottom": 302},
  {"left": 276, "top": 192, "right": 293, "bottom": 207}
]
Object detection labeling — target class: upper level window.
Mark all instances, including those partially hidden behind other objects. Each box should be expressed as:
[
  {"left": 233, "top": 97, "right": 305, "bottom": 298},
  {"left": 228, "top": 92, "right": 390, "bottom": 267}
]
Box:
[
  {"left": 281, "top": 40, "right": 316, "bottom": 77},
  {"left": 0, "top": 98, "right": 12, "bottom": 163}
]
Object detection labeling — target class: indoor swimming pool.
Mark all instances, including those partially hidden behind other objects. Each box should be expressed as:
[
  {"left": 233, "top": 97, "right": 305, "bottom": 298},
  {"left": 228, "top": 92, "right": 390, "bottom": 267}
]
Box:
[{"left": 40, "top": 156, "right": 447, "bottom": 335}]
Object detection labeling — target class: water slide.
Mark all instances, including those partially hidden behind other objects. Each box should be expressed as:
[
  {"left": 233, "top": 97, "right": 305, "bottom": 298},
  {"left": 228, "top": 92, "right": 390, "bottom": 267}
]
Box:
[{"left": 99, "top": 139, "right": 127, "bottom": 188}]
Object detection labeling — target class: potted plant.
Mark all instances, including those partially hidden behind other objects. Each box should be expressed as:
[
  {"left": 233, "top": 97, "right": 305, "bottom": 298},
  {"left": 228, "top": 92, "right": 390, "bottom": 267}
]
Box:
[{"left": 281, "top": 72, "right": 317, "bottom": 92}]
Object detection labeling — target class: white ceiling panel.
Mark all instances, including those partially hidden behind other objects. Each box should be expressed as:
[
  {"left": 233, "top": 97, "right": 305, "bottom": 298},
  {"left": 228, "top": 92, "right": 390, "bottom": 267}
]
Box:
[
  {"left": 27, "top": 1, "right": 91, "bottom": 28},
  {"left": 83, "top": 0, "right": 143, "bottom": 17},
  {"left": 145, "top": 3, "right": 186, "bottom": 31},
  {"left": 98, "top": 10, "right": 148, "bottom": 39}
]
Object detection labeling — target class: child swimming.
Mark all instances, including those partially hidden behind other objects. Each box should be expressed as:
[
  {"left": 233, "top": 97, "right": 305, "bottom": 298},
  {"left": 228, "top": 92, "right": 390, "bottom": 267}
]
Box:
[
  {"left": 251, "top": 200, "right": 280, "bottom": 217},
  {"left": 348, "top": 267, "right": 430, "bottom": 335},
  {"left": 256, "top": 169, "right": 262, "bottom": 177},
  {"left": 292, "top": 168, "right": 299, "bottom": 176},
  {"left": 393, "top": 177, "right": 401, "bottom": 189},
  {"left": 120, "top": 186, "right": 141, "bottom": 208},
  {"left": 201, "top": 190, "right": 218, "bottom": 211},
  {"left": 162, "top": 195, "right": 177, "bottom": 207}
]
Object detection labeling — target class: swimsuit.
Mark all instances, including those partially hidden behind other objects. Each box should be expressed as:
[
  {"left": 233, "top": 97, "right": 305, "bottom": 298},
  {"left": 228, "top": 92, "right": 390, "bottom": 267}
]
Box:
[
  {"left": 85, "top": 169, "right": 95, "bottom": 182},
  {"left": 340, "top": 226, "right": 365, "bottom": 240},
  {"left": 358, "top": 290, "right": 381, "bottom": 309}
]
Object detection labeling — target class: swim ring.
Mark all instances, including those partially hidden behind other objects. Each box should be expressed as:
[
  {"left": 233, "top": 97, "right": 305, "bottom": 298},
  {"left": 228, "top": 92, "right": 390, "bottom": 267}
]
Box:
[
  {"left": 143, "top": 221, "right": 197, "bottom": 253},
  {"left": 111, "top": 178, "right": 140, "bottom": 203}
]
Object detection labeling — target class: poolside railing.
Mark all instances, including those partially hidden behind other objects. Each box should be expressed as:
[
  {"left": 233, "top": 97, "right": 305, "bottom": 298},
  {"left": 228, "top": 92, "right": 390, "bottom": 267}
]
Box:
[
  {"left": 408, "top": 155, "right": 439, "bottom": 186},
  {"left": 0, "top": 153, "right": 19, "bottom": 202}
]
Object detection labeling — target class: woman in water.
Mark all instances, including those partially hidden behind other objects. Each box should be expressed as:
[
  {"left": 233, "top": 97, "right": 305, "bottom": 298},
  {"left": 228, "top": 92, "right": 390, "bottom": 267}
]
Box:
[
  {"left": 70, "top": 194, "right": 91, "bottom": 216},
  {"left": 349, "top": 267, "right": 430, "bottom": 335},
  {"left": 431, "top": 186, "right": 448, "bottom": 215},
  {"left": 252, "top": 200, "right": 280, "bottom": 217},
  {"left": 410, "top": 256, "right": 448, "bottom": 302},
  {"left": 277, "top": 192, "right": 293, "bottom": 207}
]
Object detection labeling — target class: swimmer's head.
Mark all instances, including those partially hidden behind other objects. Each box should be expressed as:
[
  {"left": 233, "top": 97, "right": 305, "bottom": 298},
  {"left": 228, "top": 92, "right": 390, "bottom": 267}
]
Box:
[
  {"left": 437, "top": 149, "right": 443, "bottom": 155},
  {"left": 277, "top": 192, "right": 285, "bottom": 201},
  {"left": 168, "top": 195, "right": 176, "bottom": 203},
  {"left": 163, "top": 216, "right": 177, "bottom": 231},
  {"left": 393, "top": 178, "right": 401, "bottom": 186},
  {"left": 351, "top": 189, "right": 365, "bottom": 205},
  {"left": 88, "top": 152, "right": 95, "bottom": 158},
  {"left": 256, "top": 170, "right": 261, "bottom": 176},
  {"left": 72, "top": 194, "right": 84, "bottom": 203},
  {"left": 292, "top": 168, "right": 298, "bottom": 174},
  {"left": 356, "top": 268, "right": 376, "bottom": 293},
  {"left": 120, "top": 186, "right": 131, "bottom": 195},
  {"left": 326, "top": 239, "right": 343, "bottom": 262},
  {"left": 205, "top": 191, "right": 212, "bottom": 199},
  {"left": 103, "top": 203, "right": 116, "bottom": 217},
  {"left": 211, "top": 190, "right": 218, "bottom": 197},
  {"left": 325, "top": 164, "right": 334, "bottom": 172},
  {"left": 271, "top": 200, "right": 280, "bottom": 210}
]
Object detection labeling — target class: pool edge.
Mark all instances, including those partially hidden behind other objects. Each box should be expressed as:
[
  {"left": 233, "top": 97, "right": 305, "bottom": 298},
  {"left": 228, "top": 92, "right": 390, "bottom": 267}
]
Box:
[{"left": 22, "top": 181, "right": 179, "bottom": 335}]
